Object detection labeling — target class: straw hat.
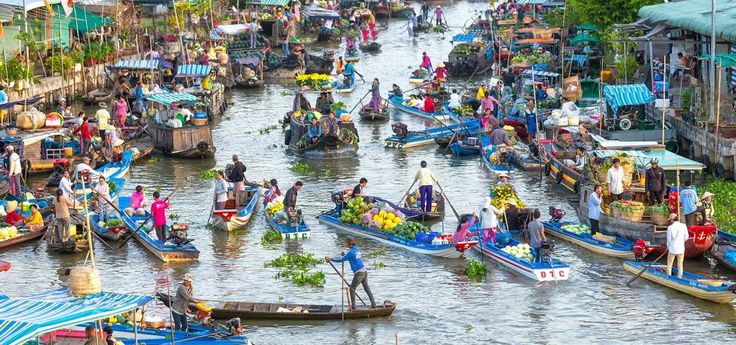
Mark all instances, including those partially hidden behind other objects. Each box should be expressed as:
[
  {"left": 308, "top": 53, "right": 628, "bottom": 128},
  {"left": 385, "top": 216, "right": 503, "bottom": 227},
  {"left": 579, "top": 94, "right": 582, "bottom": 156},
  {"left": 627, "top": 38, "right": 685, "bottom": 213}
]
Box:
[
  {"left": 668, "top": 213, "right": 678, "bottom": 221},
  {"left": 6, "top": 200, "right": 18, "bottom": 213},
  {"left": 183, "top": 273, "right": 193, "bottom": 282},
  {"left": 702, "top": 192, "right": 715, "bottom": 199},
  {"left": 98, "top": 102, "right": 107, "bottom": 108},
  {"left": 497, "top": 172, "right": 510, "bottom": 179},
  {"left": 437, "top": 62, "right": 445, "bottom": 68},
  {"left": 114, "top": 138, "right": 125, "bottom": 147}
]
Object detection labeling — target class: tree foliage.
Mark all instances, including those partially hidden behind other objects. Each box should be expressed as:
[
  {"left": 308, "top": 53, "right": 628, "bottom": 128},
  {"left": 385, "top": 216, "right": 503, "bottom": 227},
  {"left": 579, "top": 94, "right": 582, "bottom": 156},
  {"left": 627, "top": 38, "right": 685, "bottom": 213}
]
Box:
[{"left": 547, "top": 0, "right": 663, "bottom": 32}]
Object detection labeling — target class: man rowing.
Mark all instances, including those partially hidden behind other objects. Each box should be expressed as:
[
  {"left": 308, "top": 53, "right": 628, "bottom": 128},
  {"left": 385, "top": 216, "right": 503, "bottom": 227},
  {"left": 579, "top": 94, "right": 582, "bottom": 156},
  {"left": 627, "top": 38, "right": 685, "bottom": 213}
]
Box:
[{"left": 325, "top": 237, "right": 377, "bottom": 310}]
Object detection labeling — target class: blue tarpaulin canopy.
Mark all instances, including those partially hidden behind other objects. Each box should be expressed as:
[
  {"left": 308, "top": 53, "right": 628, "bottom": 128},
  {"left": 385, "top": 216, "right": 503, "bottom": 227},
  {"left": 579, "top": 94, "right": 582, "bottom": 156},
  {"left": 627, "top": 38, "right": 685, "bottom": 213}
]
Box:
[
  {"left": 603, "top": 84, "right": 655, "bottom": 114},
  {"left": 110, "top": 59, "right": 160, "bottom": 70},
  {"left": 590, "top": 149, "right": 705, "bottom": 171},
  {"left": 146, "top": 91, "right": 199, "bottom": 106},
  {"left": 176, "top": 64, "right": 212, "bottom": 77},
  {"left": 451, "top": 32, "right": 479, "bottom": 44},
  {"left": 0, "top": 288, "right": 152, "bottom": 345}
]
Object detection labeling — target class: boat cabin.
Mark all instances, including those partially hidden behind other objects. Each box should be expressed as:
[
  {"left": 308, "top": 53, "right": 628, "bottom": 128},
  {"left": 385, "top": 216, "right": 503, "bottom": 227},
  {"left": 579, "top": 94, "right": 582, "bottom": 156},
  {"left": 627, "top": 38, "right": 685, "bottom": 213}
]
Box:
[
  {"left": 172, "top": 64, "right": 227, "bottom": 117},
  {"left": 0, "top": 129, "right": 86, "bottom": 174},
  {"left": 145, "top": 91, "right": 216, "bottom": 158},
  {"left": 601, "top": 84, "right": 676, "bottom": 144}
]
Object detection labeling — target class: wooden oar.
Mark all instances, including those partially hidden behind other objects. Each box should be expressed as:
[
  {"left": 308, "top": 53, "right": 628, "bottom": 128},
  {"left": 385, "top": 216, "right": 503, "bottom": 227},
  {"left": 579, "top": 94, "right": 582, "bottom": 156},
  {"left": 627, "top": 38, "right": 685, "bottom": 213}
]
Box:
[
  {"left": 117, "top": 187, "right": 179, "bottom": 249},
  {"left": 327, "top": 261, "right": 366, "bottom": 306},
  {"left": 434, "top": 180, "right": 460, "bottom": 221},
  {"left": 626, "top": 250, "right": 669, "bottom": 287},
  {"left": 397, "top": 180, "right": 418, "bottom": 205},
  {"left": 348, "top": 90, "right": 372, "bottom": 114}
]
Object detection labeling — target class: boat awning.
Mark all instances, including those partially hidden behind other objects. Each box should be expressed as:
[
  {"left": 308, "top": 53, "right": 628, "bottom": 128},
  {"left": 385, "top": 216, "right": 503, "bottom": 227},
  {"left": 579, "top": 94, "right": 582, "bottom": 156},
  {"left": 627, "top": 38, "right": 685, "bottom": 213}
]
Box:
[
  {"left": 522, "top": 69, "right": 559, "bottom": 78},
  {"left": 216, "top": 24, "right": 248, "bottom": 35},
  {"left": 0, "top": 96, "right": 43, "bottom": 110},
  {"left": 516, "top": 0, "right": 550, "bottom": 4},
  {"left": 451, "top": 33, "right": 479, "bottom": 44},
  {"left": 589, "top": 149, "right": 705, "bottom": 171},
  {"left": 577, "top": 23, "right": 599, "bottom": 31},
  {"left": 516, "top": 37, "right": 557, "bottom": 45},
  {"left": 176, "top": 64, "right": 211, "bottom": 78},
  {"left": 569, "top": 33, "right": 599, "bottom": 46},
  {"left": 302, "top": 6, "right": 340, "bottom": 19},
  {"left": 146, "top": 92, "right": 199, "bottom": 106},
  {"left": 0, "top": 128, "right": 67, "bottom": 146},
  {"left": 235, "top": 57, "right": 261, "bottom": 66},
  {"left": 701, "top": 53, "right": 736, "bottom": 68},
  {"left": 0, "top": 288, "right": 152, "bottom": 345},
  {"left": 109, "top": 59, "right": 160, "bottom": 70},
  {"left": 242, "top": 0, "right": 290, "bottom": 6},
  {"left": 603, "top": 84, "right": 655, "bottom": 114}
]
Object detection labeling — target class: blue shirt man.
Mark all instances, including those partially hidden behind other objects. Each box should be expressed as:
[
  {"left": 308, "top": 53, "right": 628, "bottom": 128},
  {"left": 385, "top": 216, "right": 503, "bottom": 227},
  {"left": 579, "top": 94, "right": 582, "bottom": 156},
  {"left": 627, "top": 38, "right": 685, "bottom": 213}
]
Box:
[
  {"left": 325, "top": 238, "right": 376, "bottom": 309},
  {"left": 680, "top": 182, "right": 698, "bottom": 225},
  {"left": 588, "top": 185, "right": 603, "bottom": 234}
]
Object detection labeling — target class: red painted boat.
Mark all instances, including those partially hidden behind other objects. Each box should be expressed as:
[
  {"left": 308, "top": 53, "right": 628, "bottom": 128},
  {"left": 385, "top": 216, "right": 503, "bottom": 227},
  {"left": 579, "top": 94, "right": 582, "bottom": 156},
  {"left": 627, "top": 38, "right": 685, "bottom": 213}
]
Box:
[
  {"left": 0, "top": 227, "right": 46, "bottom": 251},
  {"left": 0, "top": 260, "right": 10, "bottom": 272}
]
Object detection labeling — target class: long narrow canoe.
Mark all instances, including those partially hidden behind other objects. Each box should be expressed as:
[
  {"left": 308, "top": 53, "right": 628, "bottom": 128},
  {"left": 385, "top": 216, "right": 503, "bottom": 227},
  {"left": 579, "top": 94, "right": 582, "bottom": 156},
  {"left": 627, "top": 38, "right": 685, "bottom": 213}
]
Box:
[
  {"left": 388, "top": 95, "right": 452, "bottom": 121},
  {"left": 264, "top": 202, "right": 310, "bottom": 240},
  {"left": 710, "top": 231, "right": 736, "bottom": 272},
  {"left": 118, "top": 196, "right": 200, "bottom": 262},
  {"left": 480, "top": 133, "right": 515, "bottom": 175},
  {"left": 211, "top": 186, "right": 262, "bottom": 231},
  {"left": 450, "top": 140, "right": 481, "bottom": 156},
  {"left": 317, "top": 209, "right": 466, "bottom": 258},
  {"left": 58, "top": 323, "right": 250, "bottom": 345},
  {"left": 623, "top": 261, "right": 736, "bottom": 303},
  {"left": 90, "top": 213, "right": 127, "bottom": 241},
  {"left": 473, "top": 232, "right": 570, "bottom": 281},
  {"left": 542, "top": 221, "right": 636, "bottom": 259},
  {"left": 156, "top": 292, "right": 395, "bottom": 321},
  {"left": 384, "top": 119, "right": 480, "bottom": 149}
]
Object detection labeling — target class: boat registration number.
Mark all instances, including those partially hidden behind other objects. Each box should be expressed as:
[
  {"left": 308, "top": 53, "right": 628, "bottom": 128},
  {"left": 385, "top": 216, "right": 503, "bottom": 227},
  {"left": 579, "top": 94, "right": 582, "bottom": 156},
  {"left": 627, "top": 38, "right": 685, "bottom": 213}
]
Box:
[{"left": 535, "top": 268, "right": 569, "bottom": 281}]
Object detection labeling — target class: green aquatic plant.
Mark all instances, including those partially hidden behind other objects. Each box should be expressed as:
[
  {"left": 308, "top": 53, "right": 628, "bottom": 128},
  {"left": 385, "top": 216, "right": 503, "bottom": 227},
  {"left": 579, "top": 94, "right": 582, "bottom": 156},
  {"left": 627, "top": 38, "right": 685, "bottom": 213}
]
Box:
[
  {"left": 261, "top": 229, "right": 283, "bottom": 245},
  {"left": 266, "top": 253, "right": 325, "bottom": 288},
  {"left": 464, "top": 259, "right": 488, "bottom": 282},
  {"left": 199, "top": 168, "right": 218, "bottom": 179}
]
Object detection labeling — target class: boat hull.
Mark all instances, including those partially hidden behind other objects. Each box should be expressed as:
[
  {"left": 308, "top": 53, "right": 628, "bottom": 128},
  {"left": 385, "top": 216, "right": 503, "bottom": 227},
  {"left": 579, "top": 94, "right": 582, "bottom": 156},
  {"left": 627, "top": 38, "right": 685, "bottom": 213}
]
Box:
[
  {"left": 211, "top": 186, "right": 262, "bottom": 231},
  {"left": 473, "top": 240, "right": 570, "bottom": 281},
  {"left": 0, "top": 259, "right": 9, "bottom": 272},
  {"left": 711, "top": 233, "right": 736, "bottom": 271},
  {"left": 0, "top": 228, "right": 46, "bottom": 251},
  {"left": 264, "top": 204, "right": 310, "bottom": 240},
  {"left": 623, "top": 261, "right": 736, "bottom": 303},
  {"left": 318, "top": 213, "right": 462, "bottom": 258},
  {"left": 388, "top": 95, "right": 452, "bottom": 121},
  {"left": 542, "top": 221, "right": 636, "bottom": 259}
]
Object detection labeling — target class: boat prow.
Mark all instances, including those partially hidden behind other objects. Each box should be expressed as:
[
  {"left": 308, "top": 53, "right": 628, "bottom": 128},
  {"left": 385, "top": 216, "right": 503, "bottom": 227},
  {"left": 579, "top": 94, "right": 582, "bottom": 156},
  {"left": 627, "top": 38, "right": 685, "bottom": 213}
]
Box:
[
  {"left": 473, "top": 237, "right": 570, "bottom": 282},
  {"left": 210, "top": 186, "right": 262, "bottom": 231},
  {"left": 623, "top": 261, "right": 736, "bottom": 303}
]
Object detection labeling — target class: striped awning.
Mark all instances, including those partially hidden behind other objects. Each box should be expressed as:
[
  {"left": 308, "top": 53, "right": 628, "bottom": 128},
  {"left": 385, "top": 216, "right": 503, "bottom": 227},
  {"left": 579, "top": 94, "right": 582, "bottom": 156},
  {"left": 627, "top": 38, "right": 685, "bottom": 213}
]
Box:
[
  {"left": 0, "top": 288, "right": 152, "bottom": 345},
  {"left": 110, "top": 59, "right": 160, "bottom": 70},
  {"left": 146, "top": 91, "right": 199, "bottom": 106},
  {"left": 522, "top": 69, "right": 560, "bottom": 77},
  {"left": 603, "top": 84, "right": 655, "bottom": 114},
  {"left": 176, "top": 64, "right": 212, "bottom": 77},
  {"left": 590, "top": 149, "right": 705, "bottom": 171},
  {"left": 516, "top": 0, "right": 550, "bottom": 4},
  {"left": 243, "top": 0, "right": 290, "bottom": 6}
]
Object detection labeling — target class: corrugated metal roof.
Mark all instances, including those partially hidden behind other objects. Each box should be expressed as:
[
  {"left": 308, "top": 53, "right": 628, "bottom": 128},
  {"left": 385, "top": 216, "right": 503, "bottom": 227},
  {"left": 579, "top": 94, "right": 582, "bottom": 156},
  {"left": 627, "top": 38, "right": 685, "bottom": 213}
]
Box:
[
  {"left": 639, "top": 0, "right": 736, "bottom": 42},
  {"left": 0, "top": 4, "right": 16, "bottom": 23},
  {"left": 603, "top": 84, "right": 655, "bottom": 114},
  {"left": 146, "top": 91, "right": 199, "bottom": 106},
  {"left": 110, "top": 59, "right": 160, "bottom": 70},
  {"left": 176, "top": 64, "right": 211, "bottom": 77}
]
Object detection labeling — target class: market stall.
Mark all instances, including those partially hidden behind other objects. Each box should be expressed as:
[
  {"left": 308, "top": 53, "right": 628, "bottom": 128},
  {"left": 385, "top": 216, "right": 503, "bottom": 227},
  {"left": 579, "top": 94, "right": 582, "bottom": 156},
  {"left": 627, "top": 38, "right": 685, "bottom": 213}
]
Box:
[{"left": 602, "top": 84, "right": 676, "bottom": 143}]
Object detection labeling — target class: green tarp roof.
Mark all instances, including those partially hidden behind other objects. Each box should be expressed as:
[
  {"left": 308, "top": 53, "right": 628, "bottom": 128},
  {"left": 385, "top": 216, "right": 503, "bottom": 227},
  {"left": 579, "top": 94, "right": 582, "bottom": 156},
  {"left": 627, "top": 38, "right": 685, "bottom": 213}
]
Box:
[
  {"left": 51, "top": 4, "right": 112, "bottom": 33},
  {"left": 702, "top": 53, "right": 736, "bottom": 68},
  {"left": 639, "top": 0, "right": 736, "bottom": 42}
]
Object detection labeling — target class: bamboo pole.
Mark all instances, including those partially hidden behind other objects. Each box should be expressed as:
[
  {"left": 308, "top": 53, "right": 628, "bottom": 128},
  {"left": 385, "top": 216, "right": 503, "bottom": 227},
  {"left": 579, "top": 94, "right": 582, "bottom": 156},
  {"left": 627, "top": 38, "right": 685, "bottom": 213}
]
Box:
[
  {"left": 661, "top": 54, "right": 667, "bottom": 146},
  {"left": 80, "top": 178, "right": 96, "bottom": 269},
  {"left": 559, "top": 0, "right": 566, "bottom": 83},
  {"left": 715, "top": 63, "right": 722, "bottom": 159},
  {"left": 598, "top": 70, "right": 603, "bottom": 135}
]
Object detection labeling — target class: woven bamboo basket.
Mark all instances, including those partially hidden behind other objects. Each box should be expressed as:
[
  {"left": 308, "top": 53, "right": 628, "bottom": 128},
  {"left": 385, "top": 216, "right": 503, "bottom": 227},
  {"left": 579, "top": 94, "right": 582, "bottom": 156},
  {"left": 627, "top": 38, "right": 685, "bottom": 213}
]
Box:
[
  {"left": 621, "top": 208, "right": 645, "bottom": 222},
  {"left": 650, "top": 212, "right": 668, "bottom": 226},
  {"left": 193, "top": 118, "right": 208, "bottom": 126},
  {"left": 68, "top": 266, "right": 101, "bottom": 295}
]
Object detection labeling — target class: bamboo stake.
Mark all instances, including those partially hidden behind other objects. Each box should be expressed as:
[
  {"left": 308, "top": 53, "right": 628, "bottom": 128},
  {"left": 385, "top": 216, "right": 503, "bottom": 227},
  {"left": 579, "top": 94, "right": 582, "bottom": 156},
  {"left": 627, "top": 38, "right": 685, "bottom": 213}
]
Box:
[
  {"left": 661, "top": 54, "right": 667, "bottom": 146},
  {"left": 715, "top": 63, "right": 722, "bottom": 161},
  {"left": 80, "top": 178, "right": 96, "bottom": 269},
  {"left": 598, "top": 70, "right": 603, "bottom": 135}
]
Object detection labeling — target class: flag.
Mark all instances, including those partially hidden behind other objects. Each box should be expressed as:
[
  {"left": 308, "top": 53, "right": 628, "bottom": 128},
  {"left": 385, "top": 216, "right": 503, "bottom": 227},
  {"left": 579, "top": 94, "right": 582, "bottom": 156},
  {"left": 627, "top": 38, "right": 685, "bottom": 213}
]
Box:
[
  {"left": 62, "top": 0, "right": 74, "bottom": 17},
  {"left": 43, "top": 0, "right": 55, "bottom": 16}
]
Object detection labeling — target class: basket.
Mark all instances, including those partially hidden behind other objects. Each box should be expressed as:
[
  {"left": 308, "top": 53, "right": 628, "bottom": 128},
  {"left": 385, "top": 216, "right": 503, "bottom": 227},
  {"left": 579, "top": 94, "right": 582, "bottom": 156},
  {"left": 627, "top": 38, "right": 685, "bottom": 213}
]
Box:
[
  {"left": 620, "top": 208, "right": 645, "bottom": 222},
  {"left": 651, "top": 212, "right": 668, "bottom": 226},
  {"left": 68, "top": 266, "right": 101, "bottom": 295},
  {"left": 5, "top": 128, "right": 18, "bottom": 136},
  {"left": 610, "top": 205, "right": 620, "bottom": 218},
  {"left": 193, "top": 118, "right": 208, "bottom": 126}
]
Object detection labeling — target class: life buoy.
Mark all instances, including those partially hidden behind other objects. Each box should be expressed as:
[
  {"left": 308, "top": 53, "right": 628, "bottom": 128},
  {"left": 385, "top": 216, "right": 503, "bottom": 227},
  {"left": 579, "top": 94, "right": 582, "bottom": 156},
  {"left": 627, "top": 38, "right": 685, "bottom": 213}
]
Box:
[
  {"left": 619, "top": 118, "right": 632, "bottom": 131},
  {"left": 544, "top": 162, "right": 551, "bottom": 177},
  {"left": 665, "top": 140, "right": 679, "bottom": 154},
  {"left": 713, "top": 163, "right": 725, "bottom": 179},
  {"left": 284, "top": 129, "right": 291, "bottom": 145},
  {"left": 556, "top": 170, "right": 563, "bottom": 184},
  {"left": 196, "top": 141, "right": 210, "bottom": 152}
]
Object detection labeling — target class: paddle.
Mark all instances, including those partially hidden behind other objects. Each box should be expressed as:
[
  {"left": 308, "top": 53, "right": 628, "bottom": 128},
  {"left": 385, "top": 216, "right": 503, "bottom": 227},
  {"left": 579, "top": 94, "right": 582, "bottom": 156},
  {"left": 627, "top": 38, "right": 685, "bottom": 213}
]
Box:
[
  {"left": 626, "top": 250, "right": 669, "bottom": 287},
  {"left": 117, "top": 187, "right": 179, "bottom": 249},
  {"left": 434, "top": 180, "right": 460, "bottom": 221},
  {"left": 33, "top": 224, "right": 51, "bottom": 253},
  {"left": 348, "top": 90, "right": 372, "bottom": 114},
  {"left": 327, "top": 261, "right": 367, "bottom": 306},
  {"left": 397, "top": 180, "right": 418, "bottom": 205}
]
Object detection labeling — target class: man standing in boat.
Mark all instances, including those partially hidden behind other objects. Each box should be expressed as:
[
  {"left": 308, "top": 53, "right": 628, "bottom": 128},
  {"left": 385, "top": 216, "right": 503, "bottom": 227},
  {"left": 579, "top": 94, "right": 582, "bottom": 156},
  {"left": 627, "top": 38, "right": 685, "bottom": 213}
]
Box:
[
  {"left": 5, "top": 146, "right": 21, "bottom": 198},
  {"left": 228, "top": 154, "right": 247, "bottom": 208},
  {"left": 151, "top": 191, "right": 170, "bottom": 242},
  {"left": 172, "top": 273, "right": 202, "bottom": 331},
  {"left": 325, "top": 238, "right": 377, "bottom": 310},
  {"left": 284, "top": 181, "right": 303, "bottom": 213},
  {"left": 607, "top": 158, "right": 625, "bottom": 201},
  {"left": 588, "top": 184, "right": 603, "bottom": 234},
  {"left": 666, "top": 213, "right": 688, "bottom": 279},
  {"left": 645, "top": 158, "right": 666, "bottom": 205},
  {"left": 413, "top": 161, "right": 437, "bottom": 213},
  {"left": 680, "top": 181, "right": 699, "bottom": 226}
]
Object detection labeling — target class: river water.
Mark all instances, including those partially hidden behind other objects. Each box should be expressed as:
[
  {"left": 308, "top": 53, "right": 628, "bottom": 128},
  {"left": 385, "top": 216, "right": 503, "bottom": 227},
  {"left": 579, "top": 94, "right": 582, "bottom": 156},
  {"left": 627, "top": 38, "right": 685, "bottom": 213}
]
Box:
[{"left": 4, "top": 2, "right": 736, "bottom": 344}]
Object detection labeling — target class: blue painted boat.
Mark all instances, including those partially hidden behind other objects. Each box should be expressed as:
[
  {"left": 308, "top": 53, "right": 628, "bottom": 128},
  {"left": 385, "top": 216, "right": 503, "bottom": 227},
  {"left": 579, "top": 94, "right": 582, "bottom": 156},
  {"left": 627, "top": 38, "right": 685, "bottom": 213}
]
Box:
[
  {"left": 81, "top": 323, "right": 251, "bottom": 344},
  {"left": 96, "top": 150, "right": 133, "bottom": 179},
  {"left": 264, "top": 200, "right": 310, "bottom": 240},
  {"left": 117, "top": 196, "right": 200, "bottom": 262},
  {"left": 317, "top": 208, "right": 466, "bottom": 258},
  {"left": 87, "top": 178, "right": 127, "bottom": 241},
  {"left": 211, "top": 185, "right": 262, "bottom": 231},
  {"left": 623, "top": 260, "right": 736, "bottom": 303},
  {"left": 473, "top": 233, "right": 571, "bottom": 281},
  {"left": 449, "top": 137, "right": 481, "bottom": 156},
  {"left": 388, "top": 94, "right": 452, "bottom": 121},
  {"left": 711, "top": 230, "right": 736, "bottom": 272},
  {"left": 480, "top": 133, "right": 515, "bottom": 174},
  {"left": 385, "top": 119, "right": 480, "bottom": 149},
  {"left": 372, "top": 196, "right": 444, "bottom": 222},
  {"left": 542, "top": 221, "right": 635, "bottom": 259}
]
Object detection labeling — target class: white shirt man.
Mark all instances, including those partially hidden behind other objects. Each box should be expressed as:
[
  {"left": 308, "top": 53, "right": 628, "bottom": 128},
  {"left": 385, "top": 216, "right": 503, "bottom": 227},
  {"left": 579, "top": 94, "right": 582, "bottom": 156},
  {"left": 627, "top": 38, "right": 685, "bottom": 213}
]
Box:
[
  {"left": 607, "top": 160, "right": 625, "bottom": 200},
  {"left": 59, "top": 173, "right": 74, "bottom": 199},
  {"left": 666, "top": 213, "right": 689, "bottom": 278},
  {"left": 448, "top": 92, "right": 462, "bottom": 110},
  {"left": 72, "top": 159, "right": 98, "bottom": 182},
  {"left": 7, "top": 149, "right": 21, "bottom": 176}
]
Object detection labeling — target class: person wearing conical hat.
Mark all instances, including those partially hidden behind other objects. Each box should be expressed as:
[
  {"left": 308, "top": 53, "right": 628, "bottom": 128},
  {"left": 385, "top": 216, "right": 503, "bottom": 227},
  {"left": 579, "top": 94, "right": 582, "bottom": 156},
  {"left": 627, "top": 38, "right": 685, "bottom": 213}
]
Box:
[
  {"left": 433, "top": 61, "right": 450, "bottom": 91},
  {"left": 4, "top": 200, "right": 23, "bottom": 227},
  {"left": 699, "top": 192, "right": 715, "bottom": 224},
  {"left": 434, "top": 5, "right": 444, "bottom": 26}
]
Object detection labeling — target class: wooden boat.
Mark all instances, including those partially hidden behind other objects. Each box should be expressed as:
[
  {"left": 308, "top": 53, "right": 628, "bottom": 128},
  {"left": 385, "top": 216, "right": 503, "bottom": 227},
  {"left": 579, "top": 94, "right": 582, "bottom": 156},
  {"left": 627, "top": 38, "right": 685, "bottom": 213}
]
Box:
[
  {"left": 95, "top": 150, "right": 133, "bottom": 180},
  {"left": 449, "top": 137, "right": 481, "bottom": 156},
  {"left": 156, "top": 292, "right": 395, "bottom": 320},
  {"left": 90, "top": 213, "right": 127, "bottom": 241},
  {"left": 399, "top": 191, "right": 445, "bottom": 222},
  {"left": 0, "top": 226, "right": 45, "bottom": 251},
  {"left": 480, "top": 134, "right": 515, "bottom": 174},
  {"left": 286, "top": 116, "right": 360, "bottom": 159},
  {"left": 1, "top": 129, "right": 89, "bottom": 174},
  {"left": 711, "top": 231, "right": 736, "bottom": 272},
  {"left": 0, "top": 259, "right": 8, "bottom": 272},
  {"left": 317, "top": 209, "right": 466, "bottom": 258},
  {"left": 52, "top": 323, "right": 250, "bottom": 345},
  {"left": 46, "top": 214, "right": 90, "bottom": 254},
  {"left": 473, "top": 236, "right": 571, "bottom": 281},
  {"left": 118, "top": 196, "right": 200, "bottom": 262},
  {"left": 388, "top": 95, "right": 452, "bottom": 121},
  {"left": 358, "top": 100, "right": 390, "bottom": 121},
  {"left": 359, "top": 42, "right": 382, "bottom": 52},
  {"left": 330, "top": 81, "right": 356, "bottom": 94},
  {"left": 409, "top": 70, "right": 431, "bottom": 85},
  {"left": 542, "top": 221, "right": 636, "bottom": 259},
  {"left": 126, "top": 134, "right": 155, "bottom": 163},
  {"left": 623, "top": 261, "right": 736, "bottom": 303},
  {"left": 211, "top": 185, "right": 262, "bottom": 231},
  {"left": 81, "top": 88, "right": 113, "bottom": 104},
  {"left": 148, "top": 123, "right": 216, "bottom": 159},
  {"left": 384, "top": 119, "right": 480, "bottom": 149},
  {"left": 512, "top": 143, "right": 545, "bottom": 170},
  {"left": 575, "top": 185, "right": 716, "bottom": 258}
]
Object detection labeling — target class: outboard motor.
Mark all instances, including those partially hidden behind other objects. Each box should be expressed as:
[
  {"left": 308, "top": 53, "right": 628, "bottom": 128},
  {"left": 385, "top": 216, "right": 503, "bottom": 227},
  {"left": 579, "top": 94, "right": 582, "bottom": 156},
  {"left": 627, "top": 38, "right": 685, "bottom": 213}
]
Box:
[
  {"left": 168, "top": 223, "right": 193, "bottom": 246},
  {"left": 548, "top": 206, "right": 565, "bottom": 222},
  {"left": 392, "top": 123, "right": 408, "bottom": 138},
  {"left": 632, "top": 240, "right": 649, "bottom": 261}
]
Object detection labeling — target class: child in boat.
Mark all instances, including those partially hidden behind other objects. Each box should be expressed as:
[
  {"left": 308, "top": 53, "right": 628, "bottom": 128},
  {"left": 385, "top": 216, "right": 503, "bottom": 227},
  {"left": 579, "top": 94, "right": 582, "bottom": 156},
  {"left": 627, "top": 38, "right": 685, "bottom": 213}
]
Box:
[
  {"left": 452, "top": 213, "right": 478, "bottom": 243},
  {"left": 125, "top": 185, "right": 148, "bottom": 216}
]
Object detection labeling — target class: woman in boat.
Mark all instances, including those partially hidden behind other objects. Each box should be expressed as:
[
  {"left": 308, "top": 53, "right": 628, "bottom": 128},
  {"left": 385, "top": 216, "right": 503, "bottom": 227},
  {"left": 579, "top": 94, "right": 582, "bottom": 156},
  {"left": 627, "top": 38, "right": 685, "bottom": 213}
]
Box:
[
  {"left": 368, "top": 78, "right": 382, "bottom": 112},
  {"left": 307, "top": 117, "right": 322, "bottom": 145},
  {"left": 343, "top": 61, "right": 356, "bottom": 87},
  {"left": 335, "top": 56, "right": 345, "bottom": 75},
  {"left": 524, "top": 101, "right": 538, "bottom": 139},
  {"left": 113, "top": 95, "right": 128, "bottom": 128},
  {"left": 420, "top": 52, "right": 432, "bottom": 74},
  {"left": 479, "top": 93, "right": 501, "bottom": 117},
  {"left": 479, "top": 197, "right": 502, "bottom": 243},
  {"left": 125, "top": 185, "right": 148, "bottom": 216},
  {"left": 214, "top": 171, "right": 229, "bottom": 210},
  {"left": 172, "top": 273, "right": 202, "bottom": 331},
  {"left": 321, "top": 111, "right": 340, "bottom": 136},
  {"left": 263, "top": 179, "right": 282, "bottom": 204},
  {"left": 53, "top": 189, "right": 77, "bottom": 242},
  {"left": 25, "top": 204, "right": 44, "bottom": 231},
  {"left": 392, "top": 84, "right": 403, "bottom": 98},
  {"left": 423, "top": 96, "right": 436, "bottom": 113},
  {"left": 96, "top": 176, "right": 111, "bottom": 222},
  {"left": 4, "top": 201, "right": 23, "bottom": 227},
  {"left": 433, "top": 62, "right": 450, "bottom": 91},
  {"left": 699, "top": 192, "right": 715, "bottom": 224},
  {"left": 452, "top": 213, "right": 478, "bottom": 243}
]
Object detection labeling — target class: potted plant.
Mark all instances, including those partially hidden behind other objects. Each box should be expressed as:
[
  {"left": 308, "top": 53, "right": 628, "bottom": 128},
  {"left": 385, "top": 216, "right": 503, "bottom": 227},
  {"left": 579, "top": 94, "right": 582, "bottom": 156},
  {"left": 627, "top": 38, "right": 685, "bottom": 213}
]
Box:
[
  {"left": 83, "top": 42, "right": 102, "bottom": 66},
  {"left": 102, "top": 41, "right": 115, "bottom": 62},
  {"left": 68, "top": 50, "right": 84, "bottom": 71},
  {"left": 45, "top": 55, "right": 74, "bottom": 75}
]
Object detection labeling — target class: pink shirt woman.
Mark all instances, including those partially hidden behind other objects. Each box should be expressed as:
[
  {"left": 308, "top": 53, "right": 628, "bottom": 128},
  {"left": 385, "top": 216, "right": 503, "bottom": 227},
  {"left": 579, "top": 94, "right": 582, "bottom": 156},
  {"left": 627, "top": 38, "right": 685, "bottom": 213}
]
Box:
[
  {"left": 114, "top": 99, "right": 128, "bottom": 127},
  {"left": 452, "top": 215, "right": 477, "bottom": 243}
]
